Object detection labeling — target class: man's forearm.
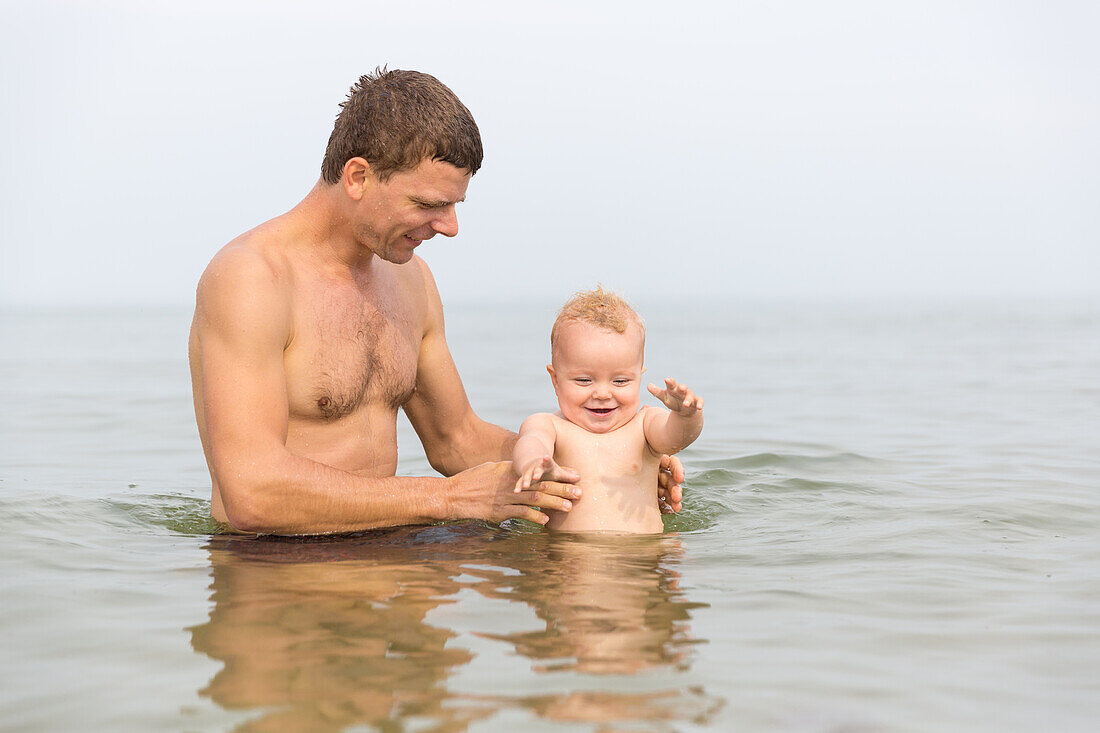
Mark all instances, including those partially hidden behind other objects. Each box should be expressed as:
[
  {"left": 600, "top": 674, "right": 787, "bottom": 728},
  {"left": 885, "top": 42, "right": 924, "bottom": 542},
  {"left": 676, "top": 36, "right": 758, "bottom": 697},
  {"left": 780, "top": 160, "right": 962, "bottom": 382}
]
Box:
[
  {"left": 217, "top": 449, "right": 454, "bottom": 535},
  {"left": 419, "top": 416, "right": 517, "bottom": 476}
]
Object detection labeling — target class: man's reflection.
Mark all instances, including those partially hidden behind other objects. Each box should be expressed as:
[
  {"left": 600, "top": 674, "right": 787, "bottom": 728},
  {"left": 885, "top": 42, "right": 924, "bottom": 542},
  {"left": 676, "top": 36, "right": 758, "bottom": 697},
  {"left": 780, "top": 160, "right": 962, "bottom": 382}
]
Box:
[{"left": 190, "top": 525, "right": 492, "bottom": 732}]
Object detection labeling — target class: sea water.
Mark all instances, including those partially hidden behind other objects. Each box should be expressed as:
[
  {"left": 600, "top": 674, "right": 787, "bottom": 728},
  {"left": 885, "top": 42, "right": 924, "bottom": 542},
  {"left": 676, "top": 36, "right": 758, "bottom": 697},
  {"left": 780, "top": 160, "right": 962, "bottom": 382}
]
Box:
[{"left": 0, "top": 299, "right": 1097, "bottom": 732}]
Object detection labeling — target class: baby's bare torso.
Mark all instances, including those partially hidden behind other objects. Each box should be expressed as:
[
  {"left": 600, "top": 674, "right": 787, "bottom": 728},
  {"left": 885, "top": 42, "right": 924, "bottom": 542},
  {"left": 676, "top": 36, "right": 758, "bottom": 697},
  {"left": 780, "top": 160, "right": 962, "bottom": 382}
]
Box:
[{"left": 545, "top": 408, "right": 664, "bottom": 534}]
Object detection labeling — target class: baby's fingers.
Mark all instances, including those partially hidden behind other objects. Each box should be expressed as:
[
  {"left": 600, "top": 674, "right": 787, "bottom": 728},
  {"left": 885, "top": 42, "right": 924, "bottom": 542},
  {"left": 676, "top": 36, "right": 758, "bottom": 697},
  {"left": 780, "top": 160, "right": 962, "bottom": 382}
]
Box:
[
  {"left": 514, "top": 457, "right": 547, "bottom": 493},
  {"left": 649, "top": 382, "right": 679, "bottom": 410},
  {"left": 664, "top": 378, "right": 704, "bottom": 412}
]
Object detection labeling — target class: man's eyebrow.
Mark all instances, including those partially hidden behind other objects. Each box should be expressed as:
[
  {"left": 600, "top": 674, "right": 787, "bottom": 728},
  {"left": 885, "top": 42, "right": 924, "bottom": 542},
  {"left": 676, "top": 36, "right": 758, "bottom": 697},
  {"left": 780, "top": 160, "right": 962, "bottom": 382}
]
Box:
[{"left": 409, "top": 195, "right": 466, "bottom": 206}]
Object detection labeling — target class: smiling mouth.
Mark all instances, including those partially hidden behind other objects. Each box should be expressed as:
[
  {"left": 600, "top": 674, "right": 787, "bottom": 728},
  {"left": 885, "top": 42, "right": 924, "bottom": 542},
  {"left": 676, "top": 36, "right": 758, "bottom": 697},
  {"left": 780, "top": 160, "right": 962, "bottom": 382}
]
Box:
[{"left": 586, "top": 407, "right": 615, "bottom": 415}]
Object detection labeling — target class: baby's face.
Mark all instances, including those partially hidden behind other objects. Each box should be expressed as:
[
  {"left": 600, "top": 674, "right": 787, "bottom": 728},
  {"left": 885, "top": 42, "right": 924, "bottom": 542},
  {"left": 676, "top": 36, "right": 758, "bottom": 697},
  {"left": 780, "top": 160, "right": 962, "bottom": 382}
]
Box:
[{"left": 548, "top": 320, "right": 644, "bottom": 434}]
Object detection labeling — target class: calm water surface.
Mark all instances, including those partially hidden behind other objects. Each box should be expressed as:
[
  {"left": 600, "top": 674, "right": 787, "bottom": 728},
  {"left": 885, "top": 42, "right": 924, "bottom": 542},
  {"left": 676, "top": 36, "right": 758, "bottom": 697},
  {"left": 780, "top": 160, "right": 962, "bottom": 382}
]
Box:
[{"left": 1, "top": 300, "right": 1097, "bottom": 732}]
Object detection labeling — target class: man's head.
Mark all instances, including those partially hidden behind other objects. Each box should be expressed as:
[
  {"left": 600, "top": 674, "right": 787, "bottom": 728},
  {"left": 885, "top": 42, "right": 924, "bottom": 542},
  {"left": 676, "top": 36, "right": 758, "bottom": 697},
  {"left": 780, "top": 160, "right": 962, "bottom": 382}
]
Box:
[
  {"left": 324, "top": 69, "right": 481, "bottom": 263},
  {"left": 548, "top": 287, "right": 647, "bottom": 434},
  {"left": 321, "top": 68, "right": 483, "bottom": 184}
]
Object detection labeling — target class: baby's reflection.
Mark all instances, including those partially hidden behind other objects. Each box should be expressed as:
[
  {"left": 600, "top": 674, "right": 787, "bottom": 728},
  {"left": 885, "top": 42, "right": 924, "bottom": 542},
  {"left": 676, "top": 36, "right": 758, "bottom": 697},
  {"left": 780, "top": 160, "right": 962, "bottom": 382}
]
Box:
[
  {"left": 189, "top": 524, "right": 492, "bottom": 732},
  {"left": 471, "top": 532, "right": 722, "bottom": 727},
  {"left": 476, "top": 532, "right": 705, "bottom": 675}
]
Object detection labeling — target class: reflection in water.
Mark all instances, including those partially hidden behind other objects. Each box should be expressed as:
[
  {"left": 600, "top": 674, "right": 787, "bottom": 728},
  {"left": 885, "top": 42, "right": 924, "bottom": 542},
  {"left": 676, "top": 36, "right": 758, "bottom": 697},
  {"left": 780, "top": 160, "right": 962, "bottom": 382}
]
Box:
[
  {"left": 475, "top": 533, "right": 704, "bottom": 674},
  {"left": 190, "top": 523, "right": 719, "bottom": 731}
]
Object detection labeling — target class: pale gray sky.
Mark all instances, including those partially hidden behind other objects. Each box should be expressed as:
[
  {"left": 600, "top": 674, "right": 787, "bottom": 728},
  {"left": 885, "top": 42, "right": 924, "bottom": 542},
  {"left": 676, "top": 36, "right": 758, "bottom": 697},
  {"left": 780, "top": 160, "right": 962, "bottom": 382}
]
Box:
[{"left": 1, "top": 0, "right": 1097, "bottom": 307}]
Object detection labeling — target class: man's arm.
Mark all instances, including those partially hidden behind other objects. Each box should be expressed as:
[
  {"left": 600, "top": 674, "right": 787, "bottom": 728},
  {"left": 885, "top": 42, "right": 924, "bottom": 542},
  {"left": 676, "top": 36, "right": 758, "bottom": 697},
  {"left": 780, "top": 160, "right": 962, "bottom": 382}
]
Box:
[
  {"left": 401, "top": 258, "right": 524, "bottom": 474},
  {"left": 398, "top": 258, "right": 581, "bottom": 523},
  {"left": 195, "top": 247, "right": 556, "bottom": 534}
]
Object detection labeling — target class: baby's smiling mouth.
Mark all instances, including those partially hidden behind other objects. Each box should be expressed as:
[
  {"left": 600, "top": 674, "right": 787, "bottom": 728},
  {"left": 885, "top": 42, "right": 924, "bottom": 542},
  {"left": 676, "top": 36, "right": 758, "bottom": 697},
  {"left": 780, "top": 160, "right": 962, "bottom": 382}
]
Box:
[{"left": 586, "top": 407, "right": 615, "bottom": 415}]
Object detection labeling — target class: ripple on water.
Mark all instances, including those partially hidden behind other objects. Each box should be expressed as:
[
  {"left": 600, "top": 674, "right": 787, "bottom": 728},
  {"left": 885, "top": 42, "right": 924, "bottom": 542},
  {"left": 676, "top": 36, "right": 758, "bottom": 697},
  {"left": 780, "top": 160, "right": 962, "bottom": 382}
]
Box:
[{"left": 104, "top": 493, "right": 222, "bottom": 536}]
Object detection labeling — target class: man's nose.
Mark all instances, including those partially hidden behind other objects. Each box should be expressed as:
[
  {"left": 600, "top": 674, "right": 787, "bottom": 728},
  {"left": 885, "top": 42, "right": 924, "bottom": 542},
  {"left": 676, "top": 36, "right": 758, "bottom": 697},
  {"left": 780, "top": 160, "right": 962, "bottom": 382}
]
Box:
[{"left": 431, "top": 206, "right": 459, "bottom": 238}]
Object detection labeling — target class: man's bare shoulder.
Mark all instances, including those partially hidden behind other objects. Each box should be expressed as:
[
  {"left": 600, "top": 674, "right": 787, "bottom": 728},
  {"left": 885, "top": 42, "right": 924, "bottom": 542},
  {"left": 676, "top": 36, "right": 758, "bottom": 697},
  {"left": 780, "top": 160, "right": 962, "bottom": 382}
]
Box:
[
  {"left": 194, "top": 227, "right": 295, "bottom": 343},
  {"left": 393, "top": 254, "right": 445, "bottom": 330},
  {"left": 200, "top": 222, "right": 294, "bottom": 293},
  {"left": 401, "top": 254, "right": 440, "bottom": 299}
]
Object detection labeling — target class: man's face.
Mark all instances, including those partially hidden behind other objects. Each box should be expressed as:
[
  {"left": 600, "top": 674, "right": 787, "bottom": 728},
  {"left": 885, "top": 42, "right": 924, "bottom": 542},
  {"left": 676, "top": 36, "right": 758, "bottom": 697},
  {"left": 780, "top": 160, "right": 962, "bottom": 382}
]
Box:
[
  {"left": 354, "top": 158, "right": 472, "bottom": 264},
  {"left": 548, "top": 321, "right": 645, "bottom": 434}
]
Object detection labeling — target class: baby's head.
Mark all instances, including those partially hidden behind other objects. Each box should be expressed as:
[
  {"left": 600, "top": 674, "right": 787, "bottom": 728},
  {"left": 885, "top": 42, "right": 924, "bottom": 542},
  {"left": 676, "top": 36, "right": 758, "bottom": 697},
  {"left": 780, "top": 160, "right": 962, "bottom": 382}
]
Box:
[{"left": 548, "top": 286, "right": 646, "bottom": 434}]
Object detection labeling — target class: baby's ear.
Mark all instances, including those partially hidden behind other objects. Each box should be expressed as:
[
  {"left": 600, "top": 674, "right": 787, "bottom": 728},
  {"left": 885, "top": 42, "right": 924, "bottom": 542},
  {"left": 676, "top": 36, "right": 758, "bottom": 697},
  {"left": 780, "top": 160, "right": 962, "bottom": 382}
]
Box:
[
  {"left": 546, "top": 365, "right": 556, "bottom": 383},
  {"left": 640, "top": 365, "right": 646, "bottom": 375}
]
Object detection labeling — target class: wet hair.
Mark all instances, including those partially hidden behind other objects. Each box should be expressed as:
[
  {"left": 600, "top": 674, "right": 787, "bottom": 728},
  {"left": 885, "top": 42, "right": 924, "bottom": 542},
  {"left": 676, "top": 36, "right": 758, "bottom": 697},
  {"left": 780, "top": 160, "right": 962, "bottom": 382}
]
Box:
[
  {"left": 550, "top": 285, "right": 645, "bottom": 357},
  {"left": 320, "top": 67, "right": 483, "bottom": 184}
]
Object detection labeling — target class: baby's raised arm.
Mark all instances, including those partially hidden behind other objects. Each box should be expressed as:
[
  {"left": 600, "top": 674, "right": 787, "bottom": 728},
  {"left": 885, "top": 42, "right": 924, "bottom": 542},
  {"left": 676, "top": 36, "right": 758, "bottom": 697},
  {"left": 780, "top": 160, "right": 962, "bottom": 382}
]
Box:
[
  {"left": 512, "top": 413, "right": 578, "bottom": 492},
  {"left": 643, "top": 377, "right": 704, "bottom": 455}
]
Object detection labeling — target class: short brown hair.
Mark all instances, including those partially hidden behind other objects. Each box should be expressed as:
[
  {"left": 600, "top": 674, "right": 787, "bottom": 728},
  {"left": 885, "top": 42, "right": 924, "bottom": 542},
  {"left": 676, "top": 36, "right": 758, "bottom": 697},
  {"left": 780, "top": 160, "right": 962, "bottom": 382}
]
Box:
[
  {"left": 551, "top": 285, "right": 645, "bottom": 355},
  {"left": 320, "top": 68, "right": 483, "bottom": 184}
]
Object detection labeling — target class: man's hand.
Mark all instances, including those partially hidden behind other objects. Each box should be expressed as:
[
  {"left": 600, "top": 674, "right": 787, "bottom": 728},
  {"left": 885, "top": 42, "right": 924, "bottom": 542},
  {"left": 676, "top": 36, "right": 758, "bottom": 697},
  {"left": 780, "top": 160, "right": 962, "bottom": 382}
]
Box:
[
  {"left": 657, "top": 454, "right": 684, "bottom": 514},
  {"left": 647, "top": 377, "right": 704, "bottom": 417},
  {"left": 514, "top": 455, "right": 580, "bottom": 493},
  {"left": 448, "top": 461, "right": 582, "bottom": 526}
]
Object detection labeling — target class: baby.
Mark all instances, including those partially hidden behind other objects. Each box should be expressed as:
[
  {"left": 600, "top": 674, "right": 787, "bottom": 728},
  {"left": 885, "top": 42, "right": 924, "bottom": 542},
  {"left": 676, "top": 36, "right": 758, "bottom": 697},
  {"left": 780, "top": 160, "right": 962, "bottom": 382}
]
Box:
[{"left": 513, "top": 287, "right": 704, "bottom": 533}]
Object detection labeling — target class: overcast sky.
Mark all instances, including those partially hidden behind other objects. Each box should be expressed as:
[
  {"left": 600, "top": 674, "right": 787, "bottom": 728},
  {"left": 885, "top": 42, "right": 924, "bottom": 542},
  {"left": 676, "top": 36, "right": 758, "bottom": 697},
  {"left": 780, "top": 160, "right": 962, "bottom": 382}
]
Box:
[{"left": 1, "top": 0, "right": 1097, "bottom": 307}]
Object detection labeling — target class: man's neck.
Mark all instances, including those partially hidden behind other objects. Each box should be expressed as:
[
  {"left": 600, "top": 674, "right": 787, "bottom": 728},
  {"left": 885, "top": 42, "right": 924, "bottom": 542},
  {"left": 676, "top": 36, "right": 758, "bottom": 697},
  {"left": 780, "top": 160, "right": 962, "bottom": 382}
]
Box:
[{"left": 289, "top": 181, "right": 378, "bottom": 278}]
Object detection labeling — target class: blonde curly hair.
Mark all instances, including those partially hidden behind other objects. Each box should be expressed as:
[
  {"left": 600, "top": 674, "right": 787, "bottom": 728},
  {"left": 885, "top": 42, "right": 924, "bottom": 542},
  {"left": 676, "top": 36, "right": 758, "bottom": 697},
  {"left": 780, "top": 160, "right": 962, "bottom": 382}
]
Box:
[{"left": 550, "top": 285, "right": 645, "bottom": 357}]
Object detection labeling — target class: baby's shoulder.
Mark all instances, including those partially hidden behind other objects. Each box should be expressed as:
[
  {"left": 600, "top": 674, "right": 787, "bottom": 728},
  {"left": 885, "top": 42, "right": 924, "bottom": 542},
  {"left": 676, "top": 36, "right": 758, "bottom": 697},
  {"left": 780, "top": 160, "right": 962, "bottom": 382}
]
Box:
[{"left": 519, "top": 412, "right": 561, "bottom": 433}]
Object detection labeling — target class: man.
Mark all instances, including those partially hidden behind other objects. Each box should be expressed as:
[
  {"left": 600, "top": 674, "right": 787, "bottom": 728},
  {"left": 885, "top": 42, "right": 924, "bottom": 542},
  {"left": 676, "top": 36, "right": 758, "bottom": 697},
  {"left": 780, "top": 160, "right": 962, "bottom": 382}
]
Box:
[{"left": 189, "top": 69, "right": 683, "bottom": 534}]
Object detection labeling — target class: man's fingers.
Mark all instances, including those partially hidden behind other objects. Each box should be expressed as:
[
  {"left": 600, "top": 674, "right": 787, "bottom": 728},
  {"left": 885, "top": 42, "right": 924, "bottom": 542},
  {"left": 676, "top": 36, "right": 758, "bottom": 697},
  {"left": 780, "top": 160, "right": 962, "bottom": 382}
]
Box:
[
  {"left": 656, "top": 453, "right": 684, "bottom": 515},
  {"left": 662, "top": 453, "right": 686, "bottom": 485},
  {"left": 657, "top": 474, "right": 683, "bottom": 514},
  {"left": 660, "top": 497, "right": 683, "bottom": 515},
  {"left": 545, "top": 464, "right": 581, "bottom": 484},
  {"left": 513, "top": 488, "right": 574, "bottom": 513},
  {"left": 505, "top": 505, "right": 549, "bottom": 525},
  {"left": 538, "top": 479, "right": 582, "bottom": 500},
  {"left": 666, "top": 482, "right": 683, "bottom": 506}
]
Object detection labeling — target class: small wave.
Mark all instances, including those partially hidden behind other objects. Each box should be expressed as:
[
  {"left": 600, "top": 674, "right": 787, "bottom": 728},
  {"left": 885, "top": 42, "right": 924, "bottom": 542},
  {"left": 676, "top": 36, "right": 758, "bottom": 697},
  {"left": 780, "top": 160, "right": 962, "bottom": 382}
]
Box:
[
  {"left": 725, "top": 451, "right": 883, "bottom": 472},
  {"left": 102, "top": 493, "right": 222, "bottom": 536}
]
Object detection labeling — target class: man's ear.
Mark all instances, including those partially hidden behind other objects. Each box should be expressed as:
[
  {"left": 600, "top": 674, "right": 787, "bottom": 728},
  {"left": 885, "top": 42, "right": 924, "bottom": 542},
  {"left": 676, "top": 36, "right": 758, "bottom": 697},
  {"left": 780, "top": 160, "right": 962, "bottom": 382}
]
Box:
[{"left": 342, "top": 157, "right": 372, "bottom": 201}]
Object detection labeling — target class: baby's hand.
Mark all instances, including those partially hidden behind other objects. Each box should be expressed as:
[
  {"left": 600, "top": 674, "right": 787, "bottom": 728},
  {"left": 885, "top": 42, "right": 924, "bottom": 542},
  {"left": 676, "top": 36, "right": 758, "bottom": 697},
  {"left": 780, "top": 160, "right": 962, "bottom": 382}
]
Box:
[
  {"left": 648, "top": 377, "right": 704, "bottom": 417},
  {"left": 514, "top": 455, "right": 574, "bottom": 492}
]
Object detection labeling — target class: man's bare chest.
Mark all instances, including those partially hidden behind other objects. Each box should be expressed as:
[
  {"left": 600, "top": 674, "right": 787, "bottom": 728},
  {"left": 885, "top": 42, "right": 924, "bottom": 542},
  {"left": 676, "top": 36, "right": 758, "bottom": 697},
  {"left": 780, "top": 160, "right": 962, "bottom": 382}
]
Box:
[{"left": 284, "top": 289, "right": 421, "bottom": 421}]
